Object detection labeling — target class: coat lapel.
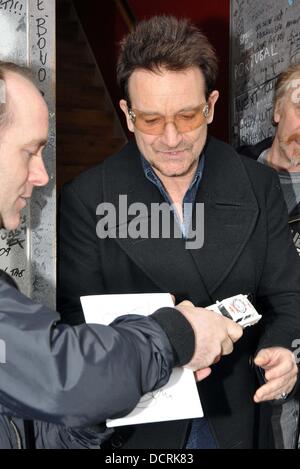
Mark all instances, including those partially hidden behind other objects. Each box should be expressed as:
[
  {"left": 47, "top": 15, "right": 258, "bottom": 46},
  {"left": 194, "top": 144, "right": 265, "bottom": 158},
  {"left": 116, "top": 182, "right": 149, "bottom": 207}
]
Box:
[
  {"left": 188, "top": 137, "right": 259, "bottom": 298},
  {"left": 103, "top": 142, "right": 207, "bottom": 304},
  {"left": 102, "top": 137, "right": 258, "bottom": 304}
]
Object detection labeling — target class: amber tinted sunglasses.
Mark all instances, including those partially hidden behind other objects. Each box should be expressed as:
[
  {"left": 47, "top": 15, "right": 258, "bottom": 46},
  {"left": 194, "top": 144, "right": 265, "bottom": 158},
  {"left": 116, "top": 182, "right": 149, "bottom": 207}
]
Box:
[{"left": 127, "top": 102, "right": 209, "bottom": 135}]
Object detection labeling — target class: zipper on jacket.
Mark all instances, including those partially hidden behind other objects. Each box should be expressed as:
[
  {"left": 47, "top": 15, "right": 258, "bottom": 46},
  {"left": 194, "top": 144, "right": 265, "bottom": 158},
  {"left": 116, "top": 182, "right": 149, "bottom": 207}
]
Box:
[
  {"left": 288, "top": 217, "right": 300, "bottom": 224},
  {"left": 9, "top": 418, "right": 23, "bottom": 449}
]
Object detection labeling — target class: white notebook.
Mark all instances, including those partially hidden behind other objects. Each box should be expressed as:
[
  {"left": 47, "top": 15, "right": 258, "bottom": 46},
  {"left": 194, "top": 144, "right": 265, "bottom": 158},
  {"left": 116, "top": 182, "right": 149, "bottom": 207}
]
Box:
[{"left": 80, "top": 293, "right": 203, "bottom": 427}]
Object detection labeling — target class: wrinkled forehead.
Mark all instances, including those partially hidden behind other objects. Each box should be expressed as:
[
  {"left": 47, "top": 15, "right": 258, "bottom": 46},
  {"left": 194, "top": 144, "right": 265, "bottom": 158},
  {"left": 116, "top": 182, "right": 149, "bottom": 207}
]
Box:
[
  {"left": 277, "top": 76, "right": 300, "bottom": 108},
  {"left": 287, "top": 77, "right": 300, "bottom": 105}
]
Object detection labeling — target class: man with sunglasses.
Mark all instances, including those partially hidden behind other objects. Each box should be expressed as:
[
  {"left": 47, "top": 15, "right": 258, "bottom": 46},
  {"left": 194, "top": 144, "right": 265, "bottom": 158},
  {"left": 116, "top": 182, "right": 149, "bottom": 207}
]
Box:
[
  {"left": 0, "top": 61, "right": 243, "bottom": 449},
  {"left": 59, "top": 16, "right": 300, "bottom": 449}
]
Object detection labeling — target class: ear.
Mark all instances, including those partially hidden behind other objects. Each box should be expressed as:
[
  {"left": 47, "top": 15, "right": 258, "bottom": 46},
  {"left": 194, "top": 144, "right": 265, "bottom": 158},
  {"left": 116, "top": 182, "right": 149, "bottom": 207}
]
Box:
[
  {"left": 273, "top": 99, "right": 282, "bottom": 124},
  {"left": 119, "top": 99, "right": 134, "bottom": 133},
  {"left": 206, "top": 90, "right": 219, "bottom": 124}
]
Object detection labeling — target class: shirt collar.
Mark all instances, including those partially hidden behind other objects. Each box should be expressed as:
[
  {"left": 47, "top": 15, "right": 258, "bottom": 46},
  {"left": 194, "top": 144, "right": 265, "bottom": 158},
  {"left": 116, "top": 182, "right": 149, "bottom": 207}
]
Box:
[{"left": 140, "top": 152, "right": 205, "bottom": 193}]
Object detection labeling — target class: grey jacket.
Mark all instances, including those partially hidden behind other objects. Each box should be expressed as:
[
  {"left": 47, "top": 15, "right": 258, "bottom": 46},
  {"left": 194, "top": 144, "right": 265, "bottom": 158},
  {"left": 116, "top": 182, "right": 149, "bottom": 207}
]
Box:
[{"left": 0, "top": 279, "right": 194, "bottom": 448}]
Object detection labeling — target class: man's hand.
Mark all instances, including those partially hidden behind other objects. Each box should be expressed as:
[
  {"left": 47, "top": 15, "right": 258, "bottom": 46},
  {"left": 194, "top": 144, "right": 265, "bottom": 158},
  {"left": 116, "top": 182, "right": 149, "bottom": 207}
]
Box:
[
  {"left": 176, "top": 300, "right": 243, "bottom": 372},
  {"left": 254, "top": 347, "right": 298, "bottom": 402}
]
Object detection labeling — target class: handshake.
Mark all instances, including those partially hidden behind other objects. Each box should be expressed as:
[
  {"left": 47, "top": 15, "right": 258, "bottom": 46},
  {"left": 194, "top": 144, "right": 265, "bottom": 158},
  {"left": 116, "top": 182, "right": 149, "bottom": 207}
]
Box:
[{"left": 175, "top": 294, "right": 261, "bottom": 380}]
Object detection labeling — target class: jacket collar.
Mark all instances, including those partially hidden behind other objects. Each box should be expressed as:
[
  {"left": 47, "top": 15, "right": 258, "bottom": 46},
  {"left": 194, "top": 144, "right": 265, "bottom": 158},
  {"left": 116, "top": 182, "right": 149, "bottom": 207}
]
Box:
[{"left": 102, "top": 136, "right": 258, "bottom": 304}]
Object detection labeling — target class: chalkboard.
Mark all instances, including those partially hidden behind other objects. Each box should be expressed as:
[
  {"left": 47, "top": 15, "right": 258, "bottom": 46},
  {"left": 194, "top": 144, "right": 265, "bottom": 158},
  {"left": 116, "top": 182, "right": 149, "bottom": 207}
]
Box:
[
  {"left": 0, "top": 0, "right": 56, "bottom": 308},
  {"left": 230, "top": 0, "right": 300, "bottom": 147}
]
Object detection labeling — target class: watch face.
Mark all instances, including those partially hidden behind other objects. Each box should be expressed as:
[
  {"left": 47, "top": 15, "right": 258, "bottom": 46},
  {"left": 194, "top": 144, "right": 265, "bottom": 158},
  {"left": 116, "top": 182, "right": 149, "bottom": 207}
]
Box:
[{"left": 232, "top": 298, "right": 247, "bottom": 314}]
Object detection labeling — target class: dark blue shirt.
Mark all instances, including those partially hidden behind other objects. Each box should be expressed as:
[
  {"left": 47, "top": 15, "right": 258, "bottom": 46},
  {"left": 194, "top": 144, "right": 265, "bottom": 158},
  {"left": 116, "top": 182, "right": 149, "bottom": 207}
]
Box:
[{"left": 141, "top": 153, "right": 205, "bottom": 238}]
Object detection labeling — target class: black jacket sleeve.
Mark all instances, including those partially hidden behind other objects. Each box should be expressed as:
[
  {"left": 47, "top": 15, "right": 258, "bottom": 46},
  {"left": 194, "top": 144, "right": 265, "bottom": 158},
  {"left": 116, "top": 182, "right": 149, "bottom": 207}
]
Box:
[{"left": 0, "top": 281, "right": 194, "bottom": 428}]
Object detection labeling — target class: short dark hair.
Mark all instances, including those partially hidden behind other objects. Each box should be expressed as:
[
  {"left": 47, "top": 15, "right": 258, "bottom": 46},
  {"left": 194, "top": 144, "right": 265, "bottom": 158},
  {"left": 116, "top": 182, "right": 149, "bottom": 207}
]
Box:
[
  {"left": 117, "top": 15, "right": 218, "bottom": 103},
  {"left": 0, "top": 61, "right": 34, "bottom": 132}
]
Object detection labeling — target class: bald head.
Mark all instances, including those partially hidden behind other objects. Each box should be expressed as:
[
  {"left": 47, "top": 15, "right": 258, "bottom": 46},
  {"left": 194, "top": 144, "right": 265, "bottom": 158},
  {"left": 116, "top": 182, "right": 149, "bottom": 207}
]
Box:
[
  {"left": 0, "top": 63, "right": 49, "bottom": 230},
  {"left": 0, "top": 64, "right": 47, "bottom": 137},
  {"left": 5, "top": 70, "right": 48, "bottom": 134}
]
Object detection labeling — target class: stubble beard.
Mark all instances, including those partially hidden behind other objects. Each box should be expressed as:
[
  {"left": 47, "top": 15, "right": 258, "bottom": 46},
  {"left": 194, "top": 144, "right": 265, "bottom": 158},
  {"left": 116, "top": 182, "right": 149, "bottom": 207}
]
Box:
[
  {"left": 279, "top": 140, "right": 300, "bottom": 168},
  {"left": 150, "top": 147, "right": 199, "bottom": 178}
]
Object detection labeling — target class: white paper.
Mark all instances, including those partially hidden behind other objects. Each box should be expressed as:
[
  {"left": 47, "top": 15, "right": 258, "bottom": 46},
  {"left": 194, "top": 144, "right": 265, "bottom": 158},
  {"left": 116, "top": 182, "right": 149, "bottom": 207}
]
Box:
[{"left": 80, "top": 293, "right": 203, "bottom": 427}]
